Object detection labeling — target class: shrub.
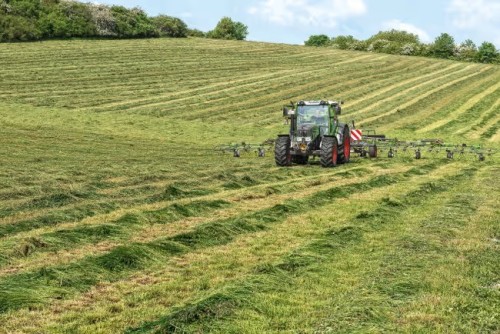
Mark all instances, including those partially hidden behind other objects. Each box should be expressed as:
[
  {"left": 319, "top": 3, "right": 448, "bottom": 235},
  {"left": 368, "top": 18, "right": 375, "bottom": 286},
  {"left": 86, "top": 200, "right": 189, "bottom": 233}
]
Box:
[
  {"left": 207, "top": 17, "right": 248, "bottom": 40},
  {"left": 110, "top": 6, "right": 158, "bottom": 38},
  {"left": 476, "top": 42, "right": 499, "bottom": 64},
  {"left": 330, "top": 35, "right": 357, "bottom": 50},
  {"left": 0, "top": 14, "right": 40, "bottom": 42},
  {"left": 152, "top": 15, "right": 188, "bottom": 38},
  {"left": 430, "top": 33, "right": 455, "bottom": 59},
  {"left": 187, "top": 28, "right": 206, "bottom": 38},
  {"left": 88, "top": 3, "right": 116, "bottom": 37},
  {"left": 304, "top": 34, "right": 330, "bottom": 47}
]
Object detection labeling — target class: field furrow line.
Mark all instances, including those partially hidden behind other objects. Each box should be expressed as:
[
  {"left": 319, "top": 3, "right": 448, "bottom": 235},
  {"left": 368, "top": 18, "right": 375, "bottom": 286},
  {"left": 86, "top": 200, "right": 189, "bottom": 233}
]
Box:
[
  {"left": 346, "top": 62, "right": 464, "bottom": 110},
  {"left": 359, "top": 66, "right": 491, "bottom": 126},
  {"left": 417, "top": 79, "right": 500, "bottom": 133},
  {"left": 386, "top": 73, "right": 500, "bottom": 134},
  {"left": 92, "top": 54, "right": 381, "bottom": 112},
  {"left": 347, "top": 64, "right": 480, "bottom": 118},
  {"left": 456, "top": 99, "right": 500, "bottom": 136},
  {"left": 199, "top": 62, "right": 462, "bottom": 122}
]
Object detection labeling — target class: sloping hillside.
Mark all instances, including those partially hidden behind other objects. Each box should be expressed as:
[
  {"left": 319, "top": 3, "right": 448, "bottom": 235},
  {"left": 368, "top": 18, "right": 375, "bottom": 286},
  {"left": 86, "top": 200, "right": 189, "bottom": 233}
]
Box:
[{"left": 0, "top": 38, "right": 498, "bottom": 333}]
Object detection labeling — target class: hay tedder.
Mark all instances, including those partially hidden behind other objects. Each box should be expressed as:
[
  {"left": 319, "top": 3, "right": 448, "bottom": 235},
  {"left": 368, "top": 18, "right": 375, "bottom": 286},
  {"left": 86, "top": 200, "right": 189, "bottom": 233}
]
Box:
[
  {"left": 214, "top": 99, "right": 496, "bottom": 165},
  {"left": 213, "top": 139, "right": 275, "bottom": 158},
  {"left": 349, "top": 127, "right": 495, "bottom": 162}
]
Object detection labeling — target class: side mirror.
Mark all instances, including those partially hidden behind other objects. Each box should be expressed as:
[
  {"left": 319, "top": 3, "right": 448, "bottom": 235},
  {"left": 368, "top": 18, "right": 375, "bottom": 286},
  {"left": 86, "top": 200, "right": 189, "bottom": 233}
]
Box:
[{"left": 282, "top": 107, "right": 295, "bottom": 117}]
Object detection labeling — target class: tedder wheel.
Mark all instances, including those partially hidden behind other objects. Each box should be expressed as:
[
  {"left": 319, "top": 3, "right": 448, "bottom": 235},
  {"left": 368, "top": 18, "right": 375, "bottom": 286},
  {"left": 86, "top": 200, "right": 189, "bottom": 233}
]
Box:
[
  {"left": 321, "top": 136, "right": 339, "bottom": 168},
  {"left": 275, "top": 136, "right": 291, "bottom": 166},
  {"left": 388, "top": 148, "right": 394, "bottom": 158},
  {"left": 338, "top": 125, "right": 351, "bottom": 164},
  {"left": 415, "top": 150, "right": 421, "bottom": 159},
  {"left": 369, "top": 145, "right": 378, "bottom": 158}
]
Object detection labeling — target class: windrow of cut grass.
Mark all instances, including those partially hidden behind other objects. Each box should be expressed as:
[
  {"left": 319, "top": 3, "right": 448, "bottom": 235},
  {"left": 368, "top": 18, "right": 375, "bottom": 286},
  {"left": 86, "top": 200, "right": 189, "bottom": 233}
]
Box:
[
  {"left": 125, "top": 164, "right": 489, "bottom": 334},
  {"left": 386, "top": 72, "right": 500, "bottom": 134},
  {"left": 357, "top": 66, "right": 496, "bottom": 128},
  {"left": 0, "top": 161, "right": 436, "bottom": 314},
  {"left": 1, "top": 160, "right": 466, "bottom": 333},
  {"left": 0, "top": 165, "right": 378, "bottom": 275}
]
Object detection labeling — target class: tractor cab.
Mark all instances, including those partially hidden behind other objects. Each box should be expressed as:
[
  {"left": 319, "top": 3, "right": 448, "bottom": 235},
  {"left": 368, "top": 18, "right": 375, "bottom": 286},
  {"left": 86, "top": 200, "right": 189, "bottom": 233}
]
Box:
[{"left": 297, "top": 103, "right": 329, "bottom": 134}]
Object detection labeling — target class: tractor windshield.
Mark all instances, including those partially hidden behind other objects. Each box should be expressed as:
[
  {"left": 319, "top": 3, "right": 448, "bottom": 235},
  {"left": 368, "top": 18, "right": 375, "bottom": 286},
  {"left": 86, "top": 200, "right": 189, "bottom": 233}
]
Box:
[{"left": 297, "top": 105, "right": 329, "bottom": 128}]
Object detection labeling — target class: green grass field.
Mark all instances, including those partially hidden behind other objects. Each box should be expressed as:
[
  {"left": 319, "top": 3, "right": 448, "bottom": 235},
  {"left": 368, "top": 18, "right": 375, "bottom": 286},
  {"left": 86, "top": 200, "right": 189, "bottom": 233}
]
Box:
[{"left": 0, "top": 38, "right": 498, "bottom": 333}]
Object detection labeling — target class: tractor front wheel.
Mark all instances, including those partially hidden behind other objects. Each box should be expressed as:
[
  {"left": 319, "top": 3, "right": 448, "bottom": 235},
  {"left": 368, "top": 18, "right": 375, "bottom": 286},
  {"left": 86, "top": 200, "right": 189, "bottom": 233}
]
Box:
[
  {"left": 275, "top": 136, "right": 291, "bottom": 166},
  {"left": 321, "top": 136, "right": 339, "bottom": 168}
]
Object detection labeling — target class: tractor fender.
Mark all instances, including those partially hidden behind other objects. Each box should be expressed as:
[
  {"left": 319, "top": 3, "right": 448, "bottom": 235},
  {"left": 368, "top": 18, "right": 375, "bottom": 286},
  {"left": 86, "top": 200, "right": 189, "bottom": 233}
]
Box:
[{"left": 336, "top": 123, "right": 348, "bottom": 145}]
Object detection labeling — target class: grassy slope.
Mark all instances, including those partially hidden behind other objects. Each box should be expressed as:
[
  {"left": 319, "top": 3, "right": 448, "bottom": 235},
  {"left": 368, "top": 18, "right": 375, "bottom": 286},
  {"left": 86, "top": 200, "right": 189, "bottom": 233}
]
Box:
[{"left": 0, "top": 38, "right": 498, "bottom": 333}]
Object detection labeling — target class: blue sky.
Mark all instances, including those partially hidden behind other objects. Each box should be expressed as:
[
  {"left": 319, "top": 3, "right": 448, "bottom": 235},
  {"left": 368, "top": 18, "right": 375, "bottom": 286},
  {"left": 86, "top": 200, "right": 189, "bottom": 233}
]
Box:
[{"left": 98, "top": 0, "right": 500, "bottom": 47}]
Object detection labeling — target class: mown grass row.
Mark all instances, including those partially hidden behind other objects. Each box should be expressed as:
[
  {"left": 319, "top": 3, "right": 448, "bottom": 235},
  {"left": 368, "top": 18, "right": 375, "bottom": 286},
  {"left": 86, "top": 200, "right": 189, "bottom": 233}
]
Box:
[
  {"left": 0, "top": 166, "right": 375, "bottom": 272},
  {"left": 125, "top": 165, "right": 482, "bottom": 333},
  {"left": 0, "top": 162, "right": 441, "bottom": 314},
  {"left": 9, "top": 160, "right": 461, "bottom": 333},
  {"left": 389, "top": 73, "right": 500, "bottom": 135},
  {"left": 359, "top": 66, "right": 496, "bottom": 127},
  {"left": 0, "top": 160, "right": 371, "bottom": 241}
]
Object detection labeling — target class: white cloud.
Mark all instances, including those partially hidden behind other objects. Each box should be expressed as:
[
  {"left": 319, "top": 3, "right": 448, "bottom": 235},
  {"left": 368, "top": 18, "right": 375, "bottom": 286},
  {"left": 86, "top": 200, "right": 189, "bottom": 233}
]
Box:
[
  {"left": 248, "top": 0, "right": 367, "bottom": 28},
  {"left": 179, "top": 12, "right": 193, "bottom": 18},
  {"left": 448, "top": 0, "right": 500, "bottom": 47},
  {"left": 448, "top": 0, "right": 500, "bottom": 29},
  {"left": 381, "top": 19, "right": 431, "bottom": 42}
]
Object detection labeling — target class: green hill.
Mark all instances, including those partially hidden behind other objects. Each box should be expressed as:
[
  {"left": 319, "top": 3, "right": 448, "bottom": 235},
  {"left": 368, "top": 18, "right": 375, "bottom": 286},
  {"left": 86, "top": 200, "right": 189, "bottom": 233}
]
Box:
[{"left": 0, "top": 38, "right": 498, "bottom": 333}]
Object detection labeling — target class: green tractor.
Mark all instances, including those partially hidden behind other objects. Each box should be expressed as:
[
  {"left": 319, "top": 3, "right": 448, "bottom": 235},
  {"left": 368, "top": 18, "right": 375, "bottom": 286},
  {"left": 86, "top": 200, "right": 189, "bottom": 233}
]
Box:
[{"left": 275, "top": 100, "right": 351, "bottom": 167}]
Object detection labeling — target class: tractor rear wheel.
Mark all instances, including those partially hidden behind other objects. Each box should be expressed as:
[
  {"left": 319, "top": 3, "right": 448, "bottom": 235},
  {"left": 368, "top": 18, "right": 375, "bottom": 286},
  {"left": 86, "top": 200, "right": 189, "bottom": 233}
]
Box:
[
  {"left": 321, "top": 136, "right": 339, "bottom": 168},
  {"left": 338, "top": 126, "right": 351, "bottom": 164},
  {"left": 275, "top": 136, "right": 291, "bottom": 166}
]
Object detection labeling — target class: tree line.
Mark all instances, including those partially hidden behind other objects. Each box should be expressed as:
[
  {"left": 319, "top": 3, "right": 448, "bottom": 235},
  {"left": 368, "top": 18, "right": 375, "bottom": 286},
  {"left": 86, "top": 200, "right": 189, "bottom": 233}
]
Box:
[
  {"left": 0, "top": 0, "right": 247, "bottom": 42},
  {"left": 305, "top": 30, "right": 499, "bottom": 64}
]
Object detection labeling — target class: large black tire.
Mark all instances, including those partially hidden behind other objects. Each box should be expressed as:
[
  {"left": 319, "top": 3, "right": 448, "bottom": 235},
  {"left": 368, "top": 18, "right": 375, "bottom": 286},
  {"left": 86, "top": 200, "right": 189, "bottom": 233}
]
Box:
[
  {"left": 369, "top": 145, "right": 378, "bottom": 158},
  {"left": 338, "top": 125, "right": 351, "bottom": 164},
  {"left": 320, "top": 136, "right": 339, "bottom": 168},
  {"left": 275, "top": 136, "right": 291, "bottom": 166},
  {"left": 292, "top": 155, "right": 309, "bottom": 165}
]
